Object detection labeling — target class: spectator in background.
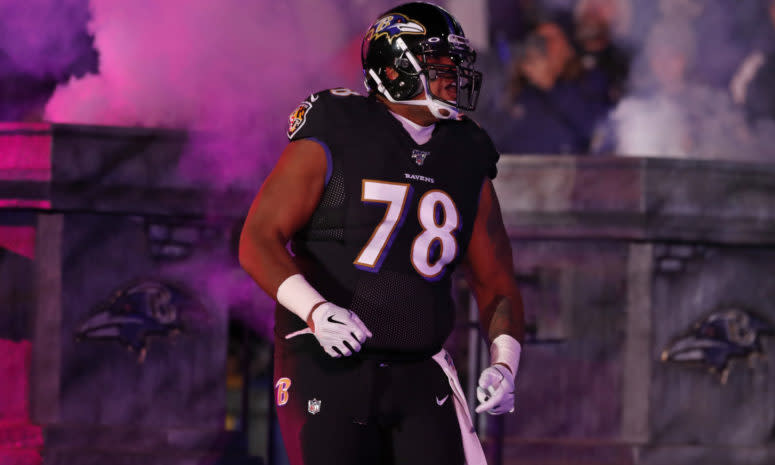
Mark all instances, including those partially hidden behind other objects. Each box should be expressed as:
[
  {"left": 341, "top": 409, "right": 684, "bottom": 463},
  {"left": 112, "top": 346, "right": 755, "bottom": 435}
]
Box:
[
  {"left": 479, "top": 13, "right": 612, "bottom": 155},
  {"left": 573, "top": 0, "right": 632, "bottom": 104},
  {"left": 731, "top": 0, "right": 775, "bottom": 124},
  {"left": 593, "top": 19, "right": 757, "bottom": 160}
]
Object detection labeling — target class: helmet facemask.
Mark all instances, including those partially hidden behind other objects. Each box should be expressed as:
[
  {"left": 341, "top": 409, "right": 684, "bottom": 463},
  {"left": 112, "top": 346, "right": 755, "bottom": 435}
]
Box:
[
  {"left": 368, "top": 36, "right": 482, "bottom": 120},
  {"left": 418, "top": 48, "right": 482, "bottom": 113}
]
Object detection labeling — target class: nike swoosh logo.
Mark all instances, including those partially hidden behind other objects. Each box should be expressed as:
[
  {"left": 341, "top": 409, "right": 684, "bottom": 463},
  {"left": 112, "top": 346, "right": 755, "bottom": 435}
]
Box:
[
  {"left": 436, "top": 395, "right": 449, "bottom": 406},
  {"left": 327, "top": 315, "right": 345, "bottom": 325},
  {"left": 309, "top": 93, "right": 319, "bottom": 102}
]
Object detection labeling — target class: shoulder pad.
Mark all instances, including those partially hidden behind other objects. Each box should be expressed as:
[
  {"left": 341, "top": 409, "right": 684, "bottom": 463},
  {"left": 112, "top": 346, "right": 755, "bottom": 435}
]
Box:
[
  {"left": 326, "top": 87, "right": 363, "bottom": 98},
  {"left": 456, "top": 115, "right": 500, "bottom": 179},
  {"left": 287, "top": 88, "right": 365, "bottom": 140}
]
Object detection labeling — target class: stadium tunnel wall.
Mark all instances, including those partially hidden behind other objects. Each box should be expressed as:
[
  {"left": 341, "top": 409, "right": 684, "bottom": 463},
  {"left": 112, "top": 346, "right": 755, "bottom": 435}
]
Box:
[
  {"left": 485, "top": 155, "right": 775, "bottom": 465},
  {"left": 1, "top": 125, "right": 774, "bottom": 465},
  {"left": 0, "top": 123, "right": 254, "bottom": 465}
]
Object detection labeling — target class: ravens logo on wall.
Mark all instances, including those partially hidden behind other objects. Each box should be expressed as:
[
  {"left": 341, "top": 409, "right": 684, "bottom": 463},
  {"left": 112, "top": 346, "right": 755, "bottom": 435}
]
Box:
[
  {"left": 661, "top": 308, "right": 774, "bottom": 383},
  {"left": 75, "top": 279, "right": 195, "bottom": 362}
]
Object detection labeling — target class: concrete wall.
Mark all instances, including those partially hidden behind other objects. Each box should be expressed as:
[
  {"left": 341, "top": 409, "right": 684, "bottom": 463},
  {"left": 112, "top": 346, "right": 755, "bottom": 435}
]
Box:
[
  {"left": 4, "top": 125, "right": 775, "bottom": 465},
  {"left": 1, "top": 123, "right": 253, "bottom": 465},
  {"left": 488, "top": 156, "right": 775, "bottom": 465}
]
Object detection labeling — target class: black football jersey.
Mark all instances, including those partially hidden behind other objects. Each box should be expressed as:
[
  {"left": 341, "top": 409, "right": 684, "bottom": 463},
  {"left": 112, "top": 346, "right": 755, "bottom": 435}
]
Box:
[{"left": 278, "top": 88, "right": 499, "bottom": 359}]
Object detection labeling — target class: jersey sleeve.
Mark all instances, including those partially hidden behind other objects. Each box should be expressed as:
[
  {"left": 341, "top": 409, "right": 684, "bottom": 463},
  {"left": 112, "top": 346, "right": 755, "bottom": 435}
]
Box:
[
  {"left": 483, "top": 132, "right": 500, "bottom": 179},
  {"left": 286, "top": 93, "right": 327, "bottom": 142},
  {"left": 286, "top": 88, "right": 364, "bottom": 143},
  {"left": 467, "top": 118, "right": 500, "bottom": 179}
]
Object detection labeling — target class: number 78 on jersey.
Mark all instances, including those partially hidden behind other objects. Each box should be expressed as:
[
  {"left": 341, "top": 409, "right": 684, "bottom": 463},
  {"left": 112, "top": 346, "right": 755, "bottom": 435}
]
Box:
[{"left": 354, "top": 179, "right": 460, "bottom": 280}]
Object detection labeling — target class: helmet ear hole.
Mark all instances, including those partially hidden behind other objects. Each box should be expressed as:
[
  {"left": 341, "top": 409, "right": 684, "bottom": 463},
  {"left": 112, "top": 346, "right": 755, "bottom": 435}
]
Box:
[
  {"left": 391, "top": 71, "right": 422, "bottom": 100},
  {"left": 394, "top": 56, "right": 411, "bottom": 71}
]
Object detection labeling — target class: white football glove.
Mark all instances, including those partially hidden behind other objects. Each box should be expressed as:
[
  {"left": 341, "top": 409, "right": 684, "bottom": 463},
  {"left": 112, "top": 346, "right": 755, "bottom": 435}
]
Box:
[
  {"left": 276, "top": 274, "right": 373, "bottom": 358},
  {"left": 475, "top": 364, "right": 515, "bottom": 415},
  {"left": 309, "top": 302, "right": 372, "bottom": 358}
]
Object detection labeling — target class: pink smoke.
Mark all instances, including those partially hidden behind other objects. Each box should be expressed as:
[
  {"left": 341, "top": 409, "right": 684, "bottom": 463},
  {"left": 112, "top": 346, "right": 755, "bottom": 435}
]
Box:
[
  {"left": 44, "top": 0, "right": 395, "bottom": 187},
  {"left": 41, "top": 1, "right": 397, "bottom": 334}
]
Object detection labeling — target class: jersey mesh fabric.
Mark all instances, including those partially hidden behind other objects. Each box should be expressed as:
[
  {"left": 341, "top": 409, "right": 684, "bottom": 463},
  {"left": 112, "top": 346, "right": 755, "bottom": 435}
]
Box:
[
  {"left": 305, "top": 165, "right": 345, "bottom": 241},
  {"left": 351, "top": 270, "right": 438, "bottom": 353},
  {"left": 281, "top": 89, "right": 499, "bottom": 358}
]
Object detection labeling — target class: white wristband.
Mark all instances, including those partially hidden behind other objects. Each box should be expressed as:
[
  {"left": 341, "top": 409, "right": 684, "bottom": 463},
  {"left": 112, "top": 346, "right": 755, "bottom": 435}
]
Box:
[
  {"left": 276, "top": 274, "right": 326, "bottom": 323},
  {"left": 490, "top": 334, "right": 522, "bottom": 379}
]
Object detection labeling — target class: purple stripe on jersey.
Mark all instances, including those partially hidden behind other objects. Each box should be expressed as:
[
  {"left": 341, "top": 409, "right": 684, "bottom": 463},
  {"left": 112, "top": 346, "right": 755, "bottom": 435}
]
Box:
[
  {"left": 424, "top": 269, "right": 447, "bottom": 282},
  {"left": 307, "top": 137, "right": 333, "bottom": 186}
]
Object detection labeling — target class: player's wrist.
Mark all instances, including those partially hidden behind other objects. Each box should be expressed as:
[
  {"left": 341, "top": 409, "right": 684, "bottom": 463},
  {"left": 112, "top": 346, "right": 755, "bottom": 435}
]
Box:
[
  {"left": 490, "top": 334, "right": 521, "bottom": 379},
  {"left": 306, "top": 301, "right": 328, "bottom": 331},
  {"left": 276, "top": 274, "right": 327, "bottom": 326},
  {"left": 493, "top": 362, "right": 513, "bottom": 375}
]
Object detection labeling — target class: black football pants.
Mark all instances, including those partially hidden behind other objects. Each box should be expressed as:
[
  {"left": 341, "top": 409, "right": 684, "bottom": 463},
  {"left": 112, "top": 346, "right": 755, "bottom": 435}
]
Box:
[{"left": 273, "top": 336, "right": 465, "bottom": 465}]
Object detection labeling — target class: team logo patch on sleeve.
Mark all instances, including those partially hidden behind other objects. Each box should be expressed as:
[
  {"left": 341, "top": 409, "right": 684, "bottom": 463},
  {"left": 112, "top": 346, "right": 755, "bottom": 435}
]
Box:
[{"left": 287, "top": 101, "right": 312, "bottom": 139}]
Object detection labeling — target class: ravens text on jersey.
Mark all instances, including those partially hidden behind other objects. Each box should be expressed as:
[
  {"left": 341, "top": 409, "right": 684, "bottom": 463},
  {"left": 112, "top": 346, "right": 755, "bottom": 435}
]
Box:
[{"left": 278, "top": 88, "right": 499, "bottom": 357}]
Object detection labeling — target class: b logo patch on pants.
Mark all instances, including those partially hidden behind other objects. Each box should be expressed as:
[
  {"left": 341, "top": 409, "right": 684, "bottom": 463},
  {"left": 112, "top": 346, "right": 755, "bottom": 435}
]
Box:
[{"left": 275, "top": 377, "right": 292, "bottom": 406}]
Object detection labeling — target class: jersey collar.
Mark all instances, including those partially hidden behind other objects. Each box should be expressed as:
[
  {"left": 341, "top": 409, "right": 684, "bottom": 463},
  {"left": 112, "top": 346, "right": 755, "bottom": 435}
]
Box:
[{"left": 388, "top": 110, "right": 436, "bottom": 146}]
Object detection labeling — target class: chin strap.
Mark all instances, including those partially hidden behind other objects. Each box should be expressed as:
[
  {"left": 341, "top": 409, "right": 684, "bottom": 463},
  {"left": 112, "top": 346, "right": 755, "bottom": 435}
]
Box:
[
  {"left": 416, "top": 73, "right": 459, "bottom": 120},
  {"left": 368, "top": 69, "right": 459, "bottom": 120}
]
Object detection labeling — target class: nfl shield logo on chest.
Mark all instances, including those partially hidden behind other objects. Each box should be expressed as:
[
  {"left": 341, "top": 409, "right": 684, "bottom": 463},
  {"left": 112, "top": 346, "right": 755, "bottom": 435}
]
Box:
[
  {"left": 308, "top": 398, "right": 322, "bottom": 415},
  {"left": 412, "top": 149, "right": 430, "bottom": 166}
]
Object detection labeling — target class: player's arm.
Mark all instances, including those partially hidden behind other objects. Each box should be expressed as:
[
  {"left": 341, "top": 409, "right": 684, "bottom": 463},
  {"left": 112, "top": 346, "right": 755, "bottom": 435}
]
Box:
[
  {"left": 239, "top": 139, "right": 371, "bottom": 357},
  {"left": 464, "top": 178, "right": 525, "bottom": 345},
  {"left": 463, "top": 178, "right": 525, "bottom": 414},
  {"left": 239, "top": 139, "right": 325, "bottom": 297}
]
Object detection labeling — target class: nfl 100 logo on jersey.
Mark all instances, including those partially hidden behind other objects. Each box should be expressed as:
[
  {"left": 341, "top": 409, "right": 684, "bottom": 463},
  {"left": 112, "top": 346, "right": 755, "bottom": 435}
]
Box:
[{"left": 411, "top": 149, "right": 430, "bottom": 166}]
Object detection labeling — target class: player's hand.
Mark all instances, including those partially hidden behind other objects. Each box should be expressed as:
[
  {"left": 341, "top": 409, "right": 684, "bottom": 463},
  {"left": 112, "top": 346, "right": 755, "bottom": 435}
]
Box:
[
  {"left": 309, "top": 302, "right": 372, "bottom": 358},
  {"left": 475, "top": 364, "right": 515, "bottom": 415}
]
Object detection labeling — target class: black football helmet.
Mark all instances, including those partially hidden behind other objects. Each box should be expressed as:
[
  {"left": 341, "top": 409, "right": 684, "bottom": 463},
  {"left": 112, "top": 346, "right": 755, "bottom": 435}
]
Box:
[{"left": 361, "top": 2, "right": 482, "bottom": 119}]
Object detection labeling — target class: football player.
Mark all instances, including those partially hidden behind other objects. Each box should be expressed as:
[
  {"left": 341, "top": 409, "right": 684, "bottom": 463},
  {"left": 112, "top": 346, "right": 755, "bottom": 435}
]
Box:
[{"left": 239, "top": 2, "right": 525, "bottom": 464}]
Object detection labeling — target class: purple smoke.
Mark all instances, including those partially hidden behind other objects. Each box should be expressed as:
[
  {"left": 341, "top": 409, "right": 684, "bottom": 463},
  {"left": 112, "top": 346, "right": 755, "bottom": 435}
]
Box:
[
  {"left": 0, "top": 0, "right": 96, "bottom": 80},
  {"left": 41, "top": 1, "right": 399, "bottom": 335},
  {"left": 45, "top": 1, "right": 399, "bottom": 187},
  {"left": 0, "top": 0, "right": 97, "bottom": 120},
  {"left": 603, "top": 0, "right": 775, "bottom": 161}
]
